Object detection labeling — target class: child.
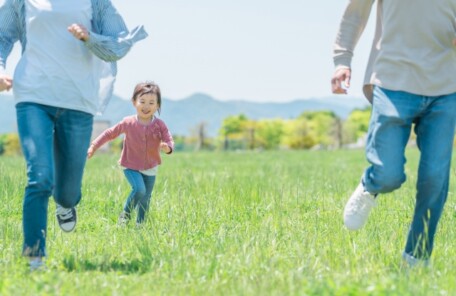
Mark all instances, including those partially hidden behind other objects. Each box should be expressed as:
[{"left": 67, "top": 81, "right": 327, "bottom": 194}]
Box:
[{"left": 87, "top": 82, "right": 174, "bottom": 225}]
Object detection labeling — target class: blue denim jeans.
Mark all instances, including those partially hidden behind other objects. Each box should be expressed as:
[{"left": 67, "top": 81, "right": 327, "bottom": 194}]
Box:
[
  {"left": 123, "top": 169, "right": 156, "bottom": 224},
  {"left": 16, "top": 103, "right": 93, "bottom": 257},
  {"left": 363, "top": 87, "right": 456, "bottom": 259}
]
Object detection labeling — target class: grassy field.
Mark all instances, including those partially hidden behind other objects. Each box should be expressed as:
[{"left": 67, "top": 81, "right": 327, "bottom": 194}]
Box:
[{"left": 1, "top": 149, "right": 456, "bottom": 295}]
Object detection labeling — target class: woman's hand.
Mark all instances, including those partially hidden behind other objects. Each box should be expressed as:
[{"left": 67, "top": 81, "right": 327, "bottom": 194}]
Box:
[
  {"left": 68, "top": 24, "right": 90, "bottom": 42},
  {"left": 0, "top": 75, "right": 13, "bottom": 92}
]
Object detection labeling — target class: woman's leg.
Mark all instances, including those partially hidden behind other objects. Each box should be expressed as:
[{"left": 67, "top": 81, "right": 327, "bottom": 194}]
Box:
[
  {"left": 53, "top": 108, "right": 93, "bottom": 208},
  {"left": 16, "top": 103, "right": 55, "bottom": 257}
]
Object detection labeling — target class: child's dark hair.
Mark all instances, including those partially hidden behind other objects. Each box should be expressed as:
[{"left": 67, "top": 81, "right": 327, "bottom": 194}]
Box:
[{"left": 131, "top": 81, "right": 162, "bottom": 114}]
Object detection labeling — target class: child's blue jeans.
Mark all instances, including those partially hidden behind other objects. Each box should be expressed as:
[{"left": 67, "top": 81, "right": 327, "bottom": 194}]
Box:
[{"left": 123, "top": 169, "right": 156, "bottom": 224}]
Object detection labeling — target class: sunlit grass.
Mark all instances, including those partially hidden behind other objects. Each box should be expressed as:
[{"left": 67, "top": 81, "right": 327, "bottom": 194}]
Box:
[{"left": 1, "top": 149, "right": 455, "bottom": 295}]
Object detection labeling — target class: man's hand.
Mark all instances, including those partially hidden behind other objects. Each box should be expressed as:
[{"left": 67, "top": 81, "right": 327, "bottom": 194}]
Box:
[
  {"left": 0, "top": 75, "right": 13, "bottom": 92},
  {"left": 68, "top": 24, "right": 90, "bottom": 42},
  {"left": 331, "top": 67, "right": 351, "bottom": 94}
]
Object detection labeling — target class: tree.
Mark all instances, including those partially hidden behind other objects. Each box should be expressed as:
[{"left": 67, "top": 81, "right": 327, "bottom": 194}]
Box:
[
  {"left": 3, "top": 133, "right": 21, "bottom": 156},
  {"left": 219, "top": 114, "right": 249, "bottom": 150},
  {"left": 283, "top": 117, "right": 316, "bottom": 149},
  {"left": 255, "top": 119, "right": 285, "bottom": 150},
  {"left": 192, "top": 122, "right": 208, "bottom": 151},
  {"left": 343, "top": 107, "right": 372, "bottom": 144},
  {"left": 300, "top": 111, "right": 339, "bottom": 148}
]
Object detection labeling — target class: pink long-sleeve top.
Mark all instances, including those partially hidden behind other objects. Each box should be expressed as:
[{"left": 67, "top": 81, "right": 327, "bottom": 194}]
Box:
[{"left": 91, "top": 115, "right": 174, "bottom": 171}]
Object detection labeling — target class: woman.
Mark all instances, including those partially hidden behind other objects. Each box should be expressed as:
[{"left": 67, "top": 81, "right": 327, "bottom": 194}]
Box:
[{"left": 0, "top": 0, "right": 148, "bottom": 270}]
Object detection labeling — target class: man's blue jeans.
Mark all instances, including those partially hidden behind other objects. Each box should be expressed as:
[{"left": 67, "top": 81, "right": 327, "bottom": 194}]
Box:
[
  {"left": 363, "top": 87, "right": 456, "bottom": 259},
  {"left": 16, "top": 103, "right": 93, "bottom": 257},
  {"left": 123, "top": 169, "right": 156, "bottom": 224}
]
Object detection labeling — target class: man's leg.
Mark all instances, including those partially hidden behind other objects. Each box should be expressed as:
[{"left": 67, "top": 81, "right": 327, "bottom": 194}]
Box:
[{"left": 404, "top": 93, "right": 456, "bottom": 260}]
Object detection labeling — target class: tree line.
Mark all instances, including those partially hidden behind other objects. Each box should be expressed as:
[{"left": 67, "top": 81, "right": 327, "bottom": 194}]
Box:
[
  {"left": 180, "top": 107, "right": 372, "bottom": 151},
  {"left": 0, "top": 107, "right": 372, "bottom": 155}
]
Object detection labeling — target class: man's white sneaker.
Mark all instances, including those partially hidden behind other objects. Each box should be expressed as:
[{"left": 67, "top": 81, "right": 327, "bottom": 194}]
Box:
[
  {"left": 343, "top": 183, "right": 376, "bottom": 230},
  {"left": 56, "top": 204, "right": 77, "bottom": 232}
]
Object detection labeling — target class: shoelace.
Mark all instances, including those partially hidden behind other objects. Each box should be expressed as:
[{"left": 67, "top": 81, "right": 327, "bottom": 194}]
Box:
[
  {"left": 349, "top": 192, "right": 373, "bottom": 213},
  {"left": 30, "top": 259, "right": 45, "bottom": 271},
  {"left": 56, "top": 207, "right": 73, "bottom": 220}
]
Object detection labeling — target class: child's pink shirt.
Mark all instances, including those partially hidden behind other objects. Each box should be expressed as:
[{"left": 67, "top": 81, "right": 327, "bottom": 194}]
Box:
[{"left": 91, "top": 115, "right": 174, "bottom": 170}]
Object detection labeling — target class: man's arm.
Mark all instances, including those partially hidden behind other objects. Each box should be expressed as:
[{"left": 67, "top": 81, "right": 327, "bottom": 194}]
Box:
[{"left": 331, "top": 0, "right": 375, "bottom": 94}]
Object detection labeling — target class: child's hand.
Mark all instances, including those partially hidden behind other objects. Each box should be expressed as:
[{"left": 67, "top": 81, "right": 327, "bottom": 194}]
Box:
[
  {"left": 160, "top": 142, "right": 171, "bottom": 154},
  {"left": 87, "top": 145, "right": 95, "bottom": 159}
]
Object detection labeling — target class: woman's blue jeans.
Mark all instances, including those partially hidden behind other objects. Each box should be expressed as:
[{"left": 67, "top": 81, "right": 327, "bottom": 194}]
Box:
[
  {"left": 16, "top": 103, "right": 93, "bottom": 257},
  {"left": 123, "top": 169, "right": 156, "bottom": 224},
  {"left": 363, "top": 87, "right": 456, "bottom": 259}
]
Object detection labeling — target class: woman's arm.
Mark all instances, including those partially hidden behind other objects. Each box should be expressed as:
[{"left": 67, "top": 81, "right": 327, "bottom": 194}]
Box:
[
  {"left": 83, "top": 0, "right": 148, "bottom": 62},
  {"left": 0, "top": 0, "right": 20, "bottom": 74}
]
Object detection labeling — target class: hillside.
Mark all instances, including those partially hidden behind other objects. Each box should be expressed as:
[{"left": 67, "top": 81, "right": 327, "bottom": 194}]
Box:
[{"left": 0, "top": 93, "right": 368, "bottom": 136}]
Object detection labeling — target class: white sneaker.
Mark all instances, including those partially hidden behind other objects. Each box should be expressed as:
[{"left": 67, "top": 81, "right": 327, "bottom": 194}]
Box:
[
  {"left": 56, "top": 204, "right": 77, "bottom": 232},
  {"left": 29, "top": 257, "right": 46, "bottom": 272},
  {"left": 118, "top": 211, "right": 130, "bottom": 226},
  {"left": 402, "top": 252, "right": 430, "bottom": 268},
  {"left": 343, "top": 183, "right": 376, "bottom": 230}
]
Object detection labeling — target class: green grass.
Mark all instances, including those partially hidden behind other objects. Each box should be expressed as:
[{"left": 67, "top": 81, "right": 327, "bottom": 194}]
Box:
[{"left": 1, "top": 149, "right": 456, "bottom": 295}]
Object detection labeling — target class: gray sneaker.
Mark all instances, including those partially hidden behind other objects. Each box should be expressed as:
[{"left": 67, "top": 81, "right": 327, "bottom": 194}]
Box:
[
  {"left": 118, "top": 211, "right": 130, "bottom": 226},
  {"left": 56, "top": 204, "right": 77, "bottom": 232}
]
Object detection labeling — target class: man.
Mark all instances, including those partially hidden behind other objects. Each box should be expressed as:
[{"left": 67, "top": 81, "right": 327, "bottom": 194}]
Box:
[{"left": 331, "top": 0, "right": 456, "bottom": 266}]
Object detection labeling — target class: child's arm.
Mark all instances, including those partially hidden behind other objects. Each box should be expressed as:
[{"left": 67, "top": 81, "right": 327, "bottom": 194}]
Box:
[
  {"left": 159, "top": 121, "right": 174, "bottom": 154},
  {"left": 160, "top": 142, "right": 172, "bottom": 154},
  {"left": 87, "top": 120, "right": 125, "bottom": 158},
  {"left": 87, "top": 144, "right": 97, "bottom": 159}
]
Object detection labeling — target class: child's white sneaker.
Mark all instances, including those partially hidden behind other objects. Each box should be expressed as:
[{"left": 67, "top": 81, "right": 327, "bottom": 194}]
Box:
[
  {"left": 29, "top": 257, "right": 45, "bottom": 272},
  {"left": 343, "top": 183, "right": 376, "bottom": 230},
  {"left": 118, "top": 211, "right": 130, "bottom": 226},
  {"left": 402, "top": 252, "right": 430, "bottom": 268}
]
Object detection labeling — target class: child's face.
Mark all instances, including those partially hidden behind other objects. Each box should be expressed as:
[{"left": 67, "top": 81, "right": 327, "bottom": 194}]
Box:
[{"left": 133, "top": 93, "right": 159, "bottom": 122}]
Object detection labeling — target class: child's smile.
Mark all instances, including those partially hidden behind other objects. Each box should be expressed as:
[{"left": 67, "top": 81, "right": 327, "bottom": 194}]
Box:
[{"left": 134, "top": 93, "right": 159, "bottom": 123}]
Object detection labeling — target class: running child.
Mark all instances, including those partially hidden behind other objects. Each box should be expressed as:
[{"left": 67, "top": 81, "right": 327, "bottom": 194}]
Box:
[{"left": 88, "top": 82, "right": 174, "bottom": 225}]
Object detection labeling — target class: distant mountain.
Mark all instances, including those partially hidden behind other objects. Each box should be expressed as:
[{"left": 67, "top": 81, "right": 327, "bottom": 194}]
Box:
[{"left": 0, "top": 93, "right": 369, "bottom": 136}]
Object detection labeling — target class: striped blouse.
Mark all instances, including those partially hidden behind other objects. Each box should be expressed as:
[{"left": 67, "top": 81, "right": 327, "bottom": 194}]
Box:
[{"left": 0, "top": 0, "right": 148, "bottom": 113}]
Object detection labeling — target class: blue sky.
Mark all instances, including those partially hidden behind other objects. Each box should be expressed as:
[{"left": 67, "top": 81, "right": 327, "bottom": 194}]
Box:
[{"left": 5, "top": 1, "right": 376, "bottom": 102}]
